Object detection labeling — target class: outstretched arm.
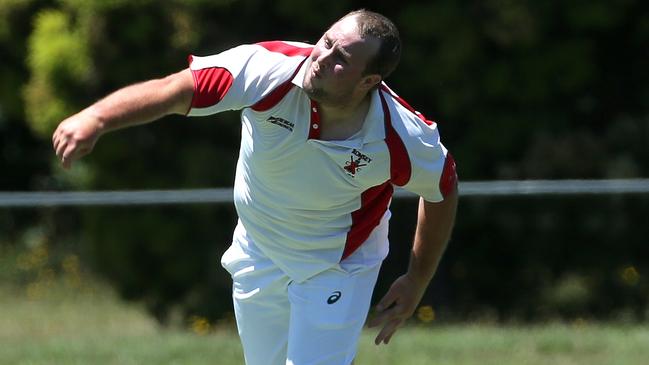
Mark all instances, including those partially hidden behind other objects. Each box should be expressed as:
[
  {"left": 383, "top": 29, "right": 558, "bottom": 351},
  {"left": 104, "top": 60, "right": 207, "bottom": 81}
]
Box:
[
  {"left": 52, "top": 68, "right": 194, "bottom": 169},
  {"left": 368, "top": 186, "right": 458, "bottom": 345}
]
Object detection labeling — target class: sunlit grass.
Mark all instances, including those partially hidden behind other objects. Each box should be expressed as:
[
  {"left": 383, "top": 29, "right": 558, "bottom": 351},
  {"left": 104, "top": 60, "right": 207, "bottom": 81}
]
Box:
[
  {"left": 0, "top": 279, "right": 242, "bottom": 365},
  {"left": 1, "top": 243, "right": 648, "bottom": 365},
  {"left": 358, "top": 323, "right": 649, "bottom": 365},
  {"left": 2, "top": 277, "right": 649, "bottom": 365}
]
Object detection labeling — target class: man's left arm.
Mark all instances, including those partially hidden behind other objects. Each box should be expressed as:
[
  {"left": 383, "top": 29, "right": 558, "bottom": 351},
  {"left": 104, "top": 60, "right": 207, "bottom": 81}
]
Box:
[{"left": 368, "top": 186, "right": 458, "bottom": 345}]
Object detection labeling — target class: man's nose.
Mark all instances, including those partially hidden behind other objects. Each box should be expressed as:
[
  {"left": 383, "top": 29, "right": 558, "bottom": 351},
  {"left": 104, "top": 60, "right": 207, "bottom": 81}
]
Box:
[{"left": 317, "top": 48, "right": 334, "bottom": 69}]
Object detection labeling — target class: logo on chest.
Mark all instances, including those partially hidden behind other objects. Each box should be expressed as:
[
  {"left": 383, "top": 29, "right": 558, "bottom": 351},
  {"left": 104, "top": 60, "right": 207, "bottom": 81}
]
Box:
[
  {"left": 344, "top": 149, "right": 373, "bottom": 177},
  {"left": 266, "top": 116, "right": 294, "bottom": 132}
]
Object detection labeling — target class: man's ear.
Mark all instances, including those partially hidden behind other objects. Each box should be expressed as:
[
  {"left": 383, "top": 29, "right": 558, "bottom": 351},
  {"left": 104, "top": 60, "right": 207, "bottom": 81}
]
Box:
[{"left": 360, "top": 74, "right": 382, "bottom": 91}]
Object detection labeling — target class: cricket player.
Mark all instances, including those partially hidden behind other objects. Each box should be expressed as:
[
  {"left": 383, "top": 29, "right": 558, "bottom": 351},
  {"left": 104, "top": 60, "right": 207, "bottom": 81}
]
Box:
[{"left": 53, "top": 9, "right": 458, "bottom": 365}]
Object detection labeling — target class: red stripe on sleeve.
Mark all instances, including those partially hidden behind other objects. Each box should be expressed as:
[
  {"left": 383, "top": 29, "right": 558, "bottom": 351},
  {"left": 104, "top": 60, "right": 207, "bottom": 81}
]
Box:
[
  {"left": 190, "top": 66, "right": 234, "bottom": 108},
  {"left": 440, "top": 152, "right": 458, "bottom": 198}
]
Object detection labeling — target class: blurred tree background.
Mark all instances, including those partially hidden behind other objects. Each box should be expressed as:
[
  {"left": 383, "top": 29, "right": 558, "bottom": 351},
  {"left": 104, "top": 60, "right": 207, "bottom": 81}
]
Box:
[{"left": 1, "top": 0, "right": 648, "bottom": 325}]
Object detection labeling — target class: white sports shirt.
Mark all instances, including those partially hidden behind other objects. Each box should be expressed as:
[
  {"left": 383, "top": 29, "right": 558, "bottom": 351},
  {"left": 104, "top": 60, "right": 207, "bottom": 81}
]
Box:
[{"left": 187, "top": 41, "right": 457, "bottom": 282}]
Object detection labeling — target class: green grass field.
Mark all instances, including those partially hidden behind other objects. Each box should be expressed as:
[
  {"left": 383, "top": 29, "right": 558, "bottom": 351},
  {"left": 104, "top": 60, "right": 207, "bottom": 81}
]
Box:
[{"left": 2, "top": 278, "right": 649, "bottom": 365}]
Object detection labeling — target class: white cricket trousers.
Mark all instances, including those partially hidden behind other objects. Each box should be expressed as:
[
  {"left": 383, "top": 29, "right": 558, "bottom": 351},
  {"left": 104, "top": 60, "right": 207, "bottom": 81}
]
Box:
[{"left": 221, "top": 240, "right": 382, "bottom": 365}]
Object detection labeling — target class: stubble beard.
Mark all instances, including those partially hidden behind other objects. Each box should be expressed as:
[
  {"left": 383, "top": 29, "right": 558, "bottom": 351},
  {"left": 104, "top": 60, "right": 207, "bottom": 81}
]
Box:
[
  {"left": 303, "top": 76, "right": 354, "bottom": 107},
  {"left": 302, "top": 65, "right": 327, "bottom": 102},
  {"left": 303, "top": 82, "right": 325, "bottom": 102}
]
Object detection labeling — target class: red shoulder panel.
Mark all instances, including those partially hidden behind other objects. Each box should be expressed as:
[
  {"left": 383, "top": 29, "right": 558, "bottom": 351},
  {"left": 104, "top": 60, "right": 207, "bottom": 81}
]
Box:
[
  {"left": 189, "top": 55, "right": 234, "bottom": 109},
  {"left": 380, "top": 90, "right": 412, "bottom": 186},
  {"left": 256, "top": 41, "right": 313, "bottom": 57}
]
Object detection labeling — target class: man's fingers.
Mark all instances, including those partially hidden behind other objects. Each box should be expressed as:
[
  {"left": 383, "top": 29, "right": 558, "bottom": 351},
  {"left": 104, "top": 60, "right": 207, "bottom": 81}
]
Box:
[
  {"left": 368, "top": 282, "right": 407, "bottom": 327},
  {"left": 61, "top": 143, "right": 79, "bottom": 168},
  {"left": 367, "top": 306, "right": 398, "bottom": 328},
  {"left": 54, "top": 135, "right": 66, "bottom": 155},
  {"left": 54, "top": 129, "right": 72, "bottom": 158},
  {"left": 53, "top": 138, "right": 60, "bottom": 155},
  {"left": 52, "top": 128, "right": 61, "bottom": 150},
  {"left": 55, "top": 140, "right": 66, "bottom": 160},
  {"left": 375, "top": 286, "right": 400, "bottom": 312},
  {"left": 374, "top": 318, "right": 402, "bottom": 345}
]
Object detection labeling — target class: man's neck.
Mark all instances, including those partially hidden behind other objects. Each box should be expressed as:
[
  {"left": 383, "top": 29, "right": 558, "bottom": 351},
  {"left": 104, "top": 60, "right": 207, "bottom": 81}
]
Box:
[{"left": 317, "top": 93, "right": 372, "bottom": 141}]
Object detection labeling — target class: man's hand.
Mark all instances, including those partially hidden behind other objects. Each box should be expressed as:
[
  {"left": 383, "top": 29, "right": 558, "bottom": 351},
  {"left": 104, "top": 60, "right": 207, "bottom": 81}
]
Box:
[
  {"left": 368, "top": 190, "right": 458, "bottom": 346},
  {"left": 367, "top": 273, "right": 428, "bottom": 345},
  {"left": 52, "top": 110, "right": 102, "bottom": 169}
]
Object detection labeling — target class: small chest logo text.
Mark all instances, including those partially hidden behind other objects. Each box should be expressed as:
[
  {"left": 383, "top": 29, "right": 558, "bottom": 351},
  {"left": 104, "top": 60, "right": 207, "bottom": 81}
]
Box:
[
  {"left": 266, "top": 116, "right": 294, "bottom": 132},
  {"left": 344, "top": 149, "right": 372, "bottom": 177}
]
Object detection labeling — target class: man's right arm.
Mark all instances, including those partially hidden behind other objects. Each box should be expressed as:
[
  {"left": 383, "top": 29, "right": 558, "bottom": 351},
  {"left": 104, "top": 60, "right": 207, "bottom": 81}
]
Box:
[{"left": 53, "top": 68, "right": 194, "bottom": 169}]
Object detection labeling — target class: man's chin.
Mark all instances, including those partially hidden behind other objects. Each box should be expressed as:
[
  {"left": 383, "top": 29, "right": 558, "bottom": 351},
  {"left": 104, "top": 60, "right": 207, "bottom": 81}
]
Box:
[{"left": 303, "top": 85, "right": 324, "bottom": 101}]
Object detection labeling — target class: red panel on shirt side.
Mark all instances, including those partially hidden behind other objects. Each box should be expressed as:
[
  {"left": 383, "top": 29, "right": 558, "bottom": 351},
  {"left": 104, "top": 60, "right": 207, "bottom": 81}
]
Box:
[
  {"left": 342, "top": 90, "right": 415, "bottom": 260},
  {"left": 256, "top": 41, "right": 313, "bottom": 57},
  {"left": 342, "top": 182, "right": 393, "bottom": 260},
  {"left": 381, "top": 91, "right": 412, "bottom": 187},
  {"left": 191, "top": 66, "right": 234, "bottom": 108},
  {"left": 251, "top": 81, "right": 295, "bottom": 112},
  {"left": 440, "top": 152, "right": 458, "bottom": 198}
]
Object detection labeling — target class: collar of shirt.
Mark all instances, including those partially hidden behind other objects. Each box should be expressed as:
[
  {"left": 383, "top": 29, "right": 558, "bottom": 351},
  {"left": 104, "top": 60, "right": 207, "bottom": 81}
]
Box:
[{"left": 291, "top": 58, "right": 386, "bottom": 145}]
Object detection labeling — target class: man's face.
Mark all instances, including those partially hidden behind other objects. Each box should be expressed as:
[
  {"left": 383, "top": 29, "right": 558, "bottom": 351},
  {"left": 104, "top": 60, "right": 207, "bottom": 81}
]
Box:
[{"left": 303, "top": 16, "right": 380, "bottom": 105}]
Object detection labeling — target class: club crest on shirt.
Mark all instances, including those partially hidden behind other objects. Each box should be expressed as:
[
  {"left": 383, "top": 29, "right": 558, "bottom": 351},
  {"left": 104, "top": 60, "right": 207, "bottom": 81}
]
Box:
[{"left": 344, "top": 149, "right": 372, "bottom": 177}]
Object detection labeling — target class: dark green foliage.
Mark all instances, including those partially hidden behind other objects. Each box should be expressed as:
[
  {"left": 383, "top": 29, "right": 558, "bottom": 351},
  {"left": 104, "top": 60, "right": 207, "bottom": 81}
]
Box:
[
  {"left": 439, "top": 194, "right": 649, "bottom": 321},
  {"left": 80, "top": 204, "right": 236, "bottom": 324}
]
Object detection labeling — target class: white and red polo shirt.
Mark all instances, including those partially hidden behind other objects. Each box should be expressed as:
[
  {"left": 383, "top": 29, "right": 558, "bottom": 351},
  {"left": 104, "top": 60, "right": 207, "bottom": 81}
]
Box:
[{"left": 187, "top": 41, "right": 457, "bottom": 282}]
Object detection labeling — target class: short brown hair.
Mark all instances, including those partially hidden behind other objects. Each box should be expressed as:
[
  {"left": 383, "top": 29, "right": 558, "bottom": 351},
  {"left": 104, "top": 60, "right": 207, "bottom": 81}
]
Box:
[{"left": 340, "top": 9, "right": 401, "bottom": 80}]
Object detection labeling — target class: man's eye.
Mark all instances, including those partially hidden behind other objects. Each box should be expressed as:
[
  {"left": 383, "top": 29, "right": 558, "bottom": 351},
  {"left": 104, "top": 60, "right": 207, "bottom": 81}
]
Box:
[{"left": 324, "top": 39, "right": 332, "bottom": 48}]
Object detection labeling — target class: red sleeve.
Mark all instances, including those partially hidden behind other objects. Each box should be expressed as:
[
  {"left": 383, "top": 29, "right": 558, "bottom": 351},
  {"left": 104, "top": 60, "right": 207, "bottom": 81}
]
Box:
[
  {"left": 439, "top": 152, "right": 458, "bottom": 198},
  {"left": 188, "top": 55, "right": 234, "bottom": 109}
]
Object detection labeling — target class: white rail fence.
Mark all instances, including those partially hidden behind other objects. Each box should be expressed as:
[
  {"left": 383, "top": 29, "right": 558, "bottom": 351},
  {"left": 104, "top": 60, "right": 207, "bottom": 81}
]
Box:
[{"left": 1, "top": 179, "right": 648, "bottom": 207}]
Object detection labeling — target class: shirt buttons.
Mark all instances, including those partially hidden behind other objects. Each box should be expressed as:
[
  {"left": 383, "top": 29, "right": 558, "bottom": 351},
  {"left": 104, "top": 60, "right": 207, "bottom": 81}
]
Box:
[
  {"left": 312, "top": 107, "right": 317, "bottom": 112},
  {"left": 312, "top": 124, "right": 319, "bottom": 129}
]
